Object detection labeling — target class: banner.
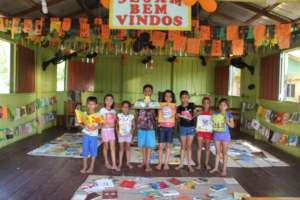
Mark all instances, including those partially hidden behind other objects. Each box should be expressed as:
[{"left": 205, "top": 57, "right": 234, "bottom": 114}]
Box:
[{"left": 109, "top": 0, "right": 191, "bottom": 30}]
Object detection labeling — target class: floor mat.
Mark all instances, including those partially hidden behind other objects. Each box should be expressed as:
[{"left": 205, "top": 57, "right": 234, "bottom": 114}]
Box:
[
  {"left": 71, "top": 175, "right": 249, "bottom": 200},
  {"left": 210, "top": 140, "right": 289, "bottom": 168},
  {"left": 27, "top": 133, "right": 99, "bottom": 158}
]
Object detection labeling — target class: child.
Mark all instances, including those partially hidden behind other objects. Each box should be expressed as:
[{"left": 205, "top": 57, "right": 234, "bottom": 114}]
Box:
[
  {"left": 80, "top": 96, "right": 100, "bottom": 174},
  {"left": 210, "top": 98, "right": 234, "bottom": 177},
  {"left": 176, "top": 90, "right": 197, "bottom": 172},
  {"left": 99, "top": 94, "right": 119, "bottom": 171},
  {"left": 117, "top": 100, "right": 135, "bottom": 169},
  {"left": 156, "top": 90, "right": 176, "bottom": 171},
  {"left": 136, "top": 84, "right": 157, "bottom": 172},
  {"left": 196, "top": 97, "right": 213, "bottom": 170}
]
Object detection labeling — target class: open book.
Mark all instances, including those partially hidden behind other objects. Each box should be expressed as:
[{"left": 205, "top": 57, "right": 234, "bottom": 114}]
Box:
[{"left": 75, "top": 110, "right": 104, "bottom": 126}]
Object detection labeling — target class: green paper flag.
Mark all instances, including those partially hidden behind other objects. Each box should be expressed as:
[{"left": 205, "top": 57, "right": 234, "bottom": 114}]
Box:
[
  {"left": 219, "top": 27, "right": 225, "bottom": 40},
  {"left": 247, "top": 26, "right": 254, "bottom": 39}
]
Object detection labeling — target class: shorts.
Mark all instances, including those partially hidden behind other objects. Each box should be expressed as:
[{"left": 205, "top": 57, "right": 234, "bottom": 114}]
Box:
[
  {"left": 118, "top": 135, "right": 132, "bottom": 143},
  {"left": 197, "top": 132, "right": 212, "bottom": 141},
  {"left": 101, "top": 128, "right": 115, "bottom": 142},
  {"left": 82, "top": 134, "right": 98, "bottom": 158},
  {"left": 137, "top": 129, "right": 156, "bottom": 148},
  {"left": 159, "top": 127, "right": 174, "bottom": 144},
  {"left": 179, "top": 126, "right": 195, "bottom": 137},
  {"left": 213, "top": 132, "right": 231, "bottom": 143}
]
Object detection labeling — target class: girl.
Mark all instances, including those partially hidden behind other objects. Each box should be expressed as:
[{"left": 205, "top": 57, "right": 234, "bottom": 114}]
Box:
[
  {"left": 196, "top": 97, "right": 213, "bottom": 170},
  {"left": 155, "top": 90, "right": 176, "bottom": 171},
  {"left": 176, "top": 90, "right": 198, "bottom": 173},
  {"left": 210, "top": 98, "right": 234, "bottom": 177},
  {"left": 117, "top": 101, "right": 135, "bottom": 170},
  {"left": 99, "top": 94, "right": 119, "bottom": 171}
]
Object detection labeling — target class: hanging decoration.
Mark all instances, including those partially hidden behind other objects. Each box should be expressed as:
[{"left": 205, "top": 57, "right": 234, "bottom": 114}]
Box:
[
  {"left": 100, "top": 0, "right": 110, "bottom": 9},
  {"left": 198, "top": 0, "right": 217, "bottom": 13}
]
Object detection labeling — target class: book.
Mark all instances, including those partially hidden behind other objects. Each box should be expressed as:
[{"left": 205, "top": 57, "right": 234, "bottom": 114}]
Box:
[
  {"left": 149, "top": 181, "right": 168, "bottom": 189},
  {"left": 75, "top": 110, "right": 104, "bottom": 126},
  {"left": 288, "top": 135, "right": 298, "bottom": 146},
  {"left": 168, "top": 178, "right": 183, "bottom": 185},
  {"left": 158, "top": 102, "right": 176, "bottom": 125},
  {"left": 196, "top": 114, "right": 213, "bottom": 132},
  {"left": 119, "top": 180, "right": 136, "bottom": 189},
  {"left": 159, "top": 189, "right": 180, "bottom": 197},
  {"left": 95, "top": 178, "right": 114, "bottom": 189},
  {"left": 102, "top": 189, "right": 118, "bottom": 200},
  {"left": 209, "top": 184, "right": 227, "bottom": 192},
  {"left": 212, "top": 114, "right": 226, "bottom": 132}
]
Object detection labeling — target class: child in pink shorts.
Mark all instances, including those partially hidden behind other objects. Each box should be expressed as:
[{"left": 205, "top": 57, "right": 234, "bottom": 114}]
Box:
[
  {"left": 117, "top": 101, "right": 135, "bottom": 170},
  {"left": 99, "top": 94, "right": 118, "bottom": 171}
]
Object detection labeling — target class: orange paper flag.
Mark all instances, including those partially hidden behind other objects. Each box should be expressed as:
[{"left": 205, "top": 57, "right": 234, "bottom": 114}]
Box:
[
  {"left": 23, "top": 19, "right": 33, "bottom": 33},
  {"left": 79, "top": 23, "right": 90, "bottom": 38},
  {"left": 152, "top": 31, "right": 166, "bottom": 47},
  {"left": 0, "top": 18, "right": 5, "bottom": 31},
  {"left": 275, "top": 23, "right": 291, "bottom": 49},
  {"left": 226, "top": 25, "right": 239, "bottom": 40},
  {"left": 200, "top": 25, "right": 211, "bottom": 40},
  {"left": 173, "top": 36, "right": 186, "bottom": 51},
  {"left": 253, "top": 24, "right": 265, "bottom": 47},
  {"left": 232, "top": 39, "right": 244, "bottom": 56},
  {"left": 34, "top": 19, "right": 43, "bottom": 35},
  {"left": 50, "top": 18, "right": 61, "bottom": 33},
  {"left": 11, "top": 17, "right": 21, "bottom": 37},
  {"left": 101, "top": 24, "right": 110, "bottom": 40},
  {"left": 186, "top": 38, "right": 201, "bottom": 55},
  {"left": 94, "top": 17, "right": 102, "bottom": 25},
  {"left": 211, "top": 40, "right": 222, "bottom": 57},
  {"left": 62, "top": 18, "right": 71, "bottom": 32},
  {"left": 168, "top": 31, "right": 180, "bottom": 41}
]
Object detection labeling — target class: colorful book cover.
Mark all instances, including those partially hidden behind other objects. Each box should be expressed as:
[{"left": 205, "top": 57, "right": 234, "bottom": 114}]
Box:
[
  {"left": 264, "top": 110, "right": 272, "bottom": 122},
  {"left": 75, "top": 110, "right": 104, "bottom": 126},
  {"left": 149, "top": 181, "right": 169, "bottom": 190},
  {"left": 119, "top": 180, "right": 136, "bottom": 188},
  {"left": 0, "top": 105, "right": 9, "bottom": 120},
  {"left": 209, "top": 184, "right": 227, "bottom": 192},
  {"left": 196, "top": 114, "right": 213, "bottom": 132},
  {"left": 271, "top": 132, "right": 281, "bottom": 143},
  {"left": 158, "top": 102, "right": 176, "bottom": 125},
  {"left": 212, "top": 114, "right": 226, "bottom": 132},
  {"left": 102, "top": 190, "right": 118, "bottom": 200},
  {"left": 168, "top": 178, "right": 183, "bottom": 185},
  {"left": 274, "top": 112, "right": 285, "bottom": 125},
  {"left": 278, "top": 134, "right": 288, "bottom": 145},
  {"left": 288, "top": 135, "right": 298, "bottom": 146},
  {"left": 251, "top": 119, "right": 260, "bottom": 130},
  {"left": 159, "top": 189, "right": 180, "bottom": 197}
]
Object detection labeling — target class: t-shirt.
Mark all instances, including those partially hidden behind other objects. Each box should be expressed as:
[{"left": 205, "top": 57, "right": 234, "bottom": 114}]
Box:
[
  {"left": 117, "top": 113, "right": 134, "bottom": 136},
  {"left": 213, "top": 111, "right": 233, "bottom": 134},
  {"left": 82, "top": 111, "right": 100, "bottom": 137},
  {"left": 99, "top": 107, "right": 116, "bottom": 129},
  {"left": 177, "top": 103, "right": 195, "bottom": 127}
]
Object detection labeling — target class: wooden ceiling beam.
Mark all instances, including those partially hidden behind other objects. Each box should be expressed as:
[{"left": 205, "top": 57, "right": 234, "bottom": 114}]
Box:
[
  {"left": 234, "top": 2, "right": 291, "bottom": 23},
  {"left": 13, "top": 0, "right": 65, "bottom": 17},
  {"left": 245, "top": 3, "right": 281, "bottom": 24}
]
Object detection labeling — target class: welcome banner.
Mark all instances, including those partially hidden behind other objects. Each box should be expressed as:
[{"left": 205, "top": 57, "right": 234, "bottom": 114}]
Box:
[{"left": 109, "top": 0, "right": 191, "bottom": 30}]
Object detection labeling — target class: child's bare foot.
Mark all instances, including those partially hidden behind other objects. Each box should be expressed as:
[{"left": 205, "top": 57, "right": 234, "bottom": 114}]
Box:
[
  {"left": 209, "top": 168, "right": 220, "bottom": 174},
  {"left": 80, "top": 168, "right": 87, "bottom": 174},
  {"left": 175, "top": 164, "right": 184, "bottom": 170},
  {"left": 196, "top": 164, "right": 201, "bottom": 170},
  {"left": 105, "top": 163, "right": 112, "bottom": 169},
  {"left": 86, "top": 168, "right": 94, "bottom": 174},
  {"left": 221, "top": 171, "right": 227, "bottom": 177},
  {"left": 188, "top": 166, "right": 194, "bottom": 173},
  {"left": 163, "top": 164, "right": 169, "bottom": 170},
  {"left": 118, "top": 165, "right": 122, "bottom": 170},
  {"left": 138, "top": 163, "right": 145, "bottom": 168},
  {"left": 145, "top": 165, "right": 152, "bottom": 172},
  {"left": 155, "top": 164, "right": 162, "bottom": 170},
  {"left": 205, "top": 164, "right": 212, "bottom": 170},
  {"left": 126, "top": 163, "right": 133, "bottom": 169},
  {"left": 112, "top": 166, "right": 120, "bottom": 171}
]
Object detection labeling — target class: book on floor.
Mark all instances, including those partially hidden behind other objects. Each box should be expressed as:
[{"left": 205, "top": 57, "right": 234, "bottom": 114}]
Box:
[{"left": 209, "top": 184, "right": 227, "bottom": 192}]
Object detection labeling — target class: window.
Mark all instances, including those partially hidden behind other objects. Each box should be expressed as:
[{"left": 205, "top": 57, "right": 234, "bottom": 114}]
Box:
[
  {"left": 280, "top": 48, "right": 300, "bottom": 102},
  {"left": 228, "top": 65, "right": 241, "bottom": 96},
  {"left": 0, "top": 39, "right": 11, "bottom": 93},
  {"left": 57, "top": 61, "right": 66, "bottom": 91}
]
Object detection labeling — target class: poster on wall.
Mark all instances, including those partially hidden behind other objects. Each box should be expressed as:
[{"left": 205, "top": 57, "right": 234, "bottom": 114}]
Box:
[{"left": 109, "top": 0, "right": 191, "bottom": 30}]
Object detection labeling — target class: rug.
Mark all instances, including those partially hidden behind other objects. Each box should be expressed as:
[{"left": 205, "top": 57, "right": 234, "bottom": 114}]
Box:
[
  {"left": 71, "top": 175, "right": 249, "bottom": 200},
  {"left": 210, "top": 140, "right": 289, "bottom": 168},
  {"left": 27, "top": 133, "right": 100, "bottom": 158}
]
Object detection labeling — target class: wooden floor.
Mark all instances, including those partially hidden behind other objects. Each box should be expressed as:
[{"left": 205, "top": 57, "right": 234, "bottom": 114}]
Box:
[{"left": 1, "top": 127, "right": 300, "bottom": 200}]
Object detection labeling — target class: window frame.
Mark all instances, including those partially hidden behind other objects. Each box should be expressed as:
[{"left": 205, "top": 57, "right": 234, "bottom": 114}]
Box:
[
  {"left": 228, "top": 65, "right": 241, "bottom": 97},
  {"left": 0, "top": 38, "right": 13, "bottom": 94},
  {"left": 56, "top": 60, "right": 67, "bottom": 92}
]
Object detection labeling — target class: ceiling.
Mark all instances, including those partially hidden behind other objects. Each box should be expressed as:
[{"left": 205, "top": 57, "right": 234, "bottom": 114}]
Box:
[{"left": 0, "top": 0, "right": 299, "bottom": 25}]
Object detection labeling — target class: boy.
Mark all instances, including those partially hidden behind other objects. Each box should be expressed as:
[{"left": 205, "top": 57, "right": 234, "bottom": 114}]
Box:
[
  {"left": 79, "top": 96, "right": 100, "bottom": 174},
  {"left": 136, "top": 84, "right": 157, "bottom": 172}
]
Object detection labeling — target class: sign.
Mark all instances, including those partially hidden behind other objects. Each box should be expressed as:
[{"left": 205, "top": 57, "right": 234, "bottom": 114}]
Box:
[{"left": 109, "top": 0, "right": 191, "bottom": 30}]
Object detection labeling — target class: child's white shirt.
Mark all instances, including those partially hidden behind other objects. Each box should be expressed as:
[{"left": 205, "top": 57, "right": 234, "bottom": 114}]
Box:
[{"left": 117, "top": 113, "right": 134, "bottom": 136}]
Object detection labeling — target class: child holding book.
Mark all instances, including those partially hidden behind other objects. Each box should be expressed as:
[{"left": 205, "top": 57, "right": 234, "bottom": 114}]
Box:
[
  {"left": 136, "top": 84, "right": 157, "bottom": 172},
  {"left": 79, "top": 96, "right": 100, "bottom": 174},
  {"left": 99, "top": 94, "right": 119, "bottom": 171},
  {"left": 155, "top": 90, "right": 176, "bottom": 171},
  {"left": 117, "top": 100, "right": 135, "bottom": 170},
  {"left": 210, "top": 98, "right": 234, "bottom": 177},
  {"left": 176, "top": 90, "right": 199, "bottom": 172},
  {"left": 196, "top": 97, "right": 213, "bottom": 170}
]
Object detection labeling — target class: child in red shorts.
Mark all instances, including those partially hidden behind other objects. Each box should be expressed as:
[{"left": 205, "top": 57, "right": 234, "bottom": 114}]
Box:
[{"left": 196, "top": 97, "right": 213, "bottom": 170}]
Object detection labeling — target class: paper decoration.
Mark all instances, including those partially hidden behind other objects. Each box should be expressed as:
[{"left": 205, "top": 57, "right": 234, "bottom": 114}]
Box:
[
  {"left": 211, "top": 40, "right": 222, "bottom": 57},
  {"left": 253, "top": 24, "right": 266, "bottom": 47},
  {"left": 212, "top": 114, "right": 226, "bottom": 132},
  {"left": 226, "top": 25, "right": 239, "bottom": 41},
  {"left": 232, "top": 39, "right": 244, "bottom": 55},
  {"left": 275, "top": 23, "right": 291, "bottom": 49},
  {"left": 168, "top": 31, "right": 180, "bottom": 41},
  {"left": 101, "top": 24, "right": 110, "bottom": 40},
  {"left": 183, "top": 0, "right": 197, "bottom": 6},
  {"left": 173, "top": 36, "right": 186, "bottom": 51},
  {"left": 62, "top": 18, "right": 72, "bottom": 32},
  {"left": 101, "top": 0, "right": 109, "bottom": 9},
  {"left": 199, "top": 0, "right": 217, "bottom": 13},
  {"left": 0, "top": 106, "right": 9, "bottom": 120},
  {"left": 34, "top": 19, "right": 43, "bottom": 35},
  {"left": 50, "top": 18, "right": 61, "bottom": 33},
  {"left": 79, "top": 22, "right": 90, "bottom": 38},
  {"left": 186, "top": 38, "right": 200, "bottom": 55},
  {"left": 152, "top": 31, "right": 166, "bottom": 47},
  {"left": 196, "top": 114, "right": 213, "bottom": 132},
  {"left": 200, "top": 25, "right": 211, "bottom": 40},
  {"left": 23, "top": 19, "right": 33, "bottom": 33},
  {"left": 158, "top": 103, "right": 176, "bottom": 125},
  {"left": 0, "top": 17, "right": 4, "bottom": 31},
  {"left": 11, "top": 17, "right": 21, "bottom": 37}
]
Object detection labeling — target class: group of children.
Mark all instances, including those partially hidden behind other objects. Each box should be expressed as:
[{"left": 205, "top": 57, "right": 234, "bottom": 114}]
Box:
[{"left": 78, "top": 84, "right": 234, "bottom": 177}]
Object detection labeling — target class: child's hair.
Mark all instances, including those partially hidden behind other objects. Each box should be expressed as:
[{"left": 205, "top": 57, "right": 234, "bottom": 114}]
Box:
[
  {"left": 87, "top": 96, "right": 97, "bottom": 104},
  {"left": 180, "top": 90, "right": 189, "bottom": 98},
  {"left": 162, "top": 90, "right": 176, "bottom": 103},
  {"left": 103, "top": 94, "right": 115, "bottom": 109},
  {"left": 121, "top": 100, "right": 131, "bottom": 108},
  {"left": 218, "top": 98, "right": 230, "bottom": 108},
  {"left": 202, "top": 96, "right": 211, "bottom": 104},
  {"left": 143, "top": 84, "right": 153, "bottom": 91}
]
